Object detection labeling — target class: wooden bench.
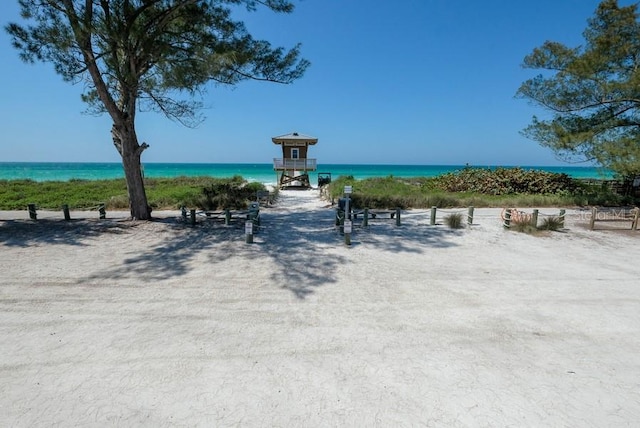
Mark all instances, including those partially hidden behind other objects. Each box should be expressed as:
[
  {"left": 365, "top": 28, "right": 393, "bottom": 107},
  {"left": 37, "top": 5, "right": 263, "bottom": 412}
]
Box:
[
  {"left": 182, "top": 206, "right": 260, "bottom": 227},
  {"left": 256, "top": 190, "right": 273, "bottom": 206},
  {"left": 352, "top": 209, "right": 396, "bottom": 219}
]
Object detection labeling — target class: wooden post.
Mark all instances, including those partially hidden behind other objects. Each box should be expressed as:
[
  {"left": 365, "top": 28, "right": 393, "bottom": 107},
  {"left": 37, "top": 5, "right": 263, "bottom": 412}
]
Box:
[
  {"left": 344, "top": 220, "right": 352, "bottom": 246},
  {"left": 559, "top": 209, "right": 565, "bottom": 228},
  {"left": 504, "top": 208, "right": 512, "bottom": 228},
  {"left": 181, "top": 206, "right": 187, "bottom": 221},
  {"left": 590, "top": 207, "right": 597, "bottom": 230},
  {"left": 632, "top": 207, "right": 639, "bottom": 230},
  {"left": 98, "top": 204, "right": 106, "bottom": 219},
  {"left": 62, "top": 204, "right": 71, "bottom": 221},
  {"left": 247, "top": 209, "right": 260, "bottom": 228},
  {"left": 430, "top": 206, "right": 437, "bottom": 226},
  {"left": 467, "top": 206, "right": 474, "bottom": 226},
  {"left": 531, "top": 209, "right": 539, "bottom": 228},
  {"left": 27, "top": 203, "right": 37, "bottom": 220},
  {"left": 190, "top": 209, "right": 196, "bottom": 226},
  {"left": 225, "top": 209, "right": 231, "bottom": 226},
  {"left": 395, "top": 208, "right": 401, "bottom": 226},
  {"left": 363, "top": 208, "right": 369, "bottom": 227}
]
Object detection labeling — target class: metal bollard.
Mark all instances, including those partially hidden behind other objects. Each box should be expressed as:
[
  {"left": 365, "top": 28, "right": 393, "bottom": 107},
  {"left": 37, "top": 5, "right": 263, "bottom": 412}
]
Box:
[{"left": 245, "top": 221, "right": 254, "bottom": 243}]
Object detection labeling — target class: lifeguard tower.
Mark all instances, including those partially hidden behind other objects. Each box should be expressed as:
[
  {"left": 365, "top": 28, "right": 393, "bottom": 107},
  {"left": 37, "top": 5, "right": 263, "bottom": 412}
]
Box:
[{"left": 272, "top": 132, "right": 318, "bottom": 189}]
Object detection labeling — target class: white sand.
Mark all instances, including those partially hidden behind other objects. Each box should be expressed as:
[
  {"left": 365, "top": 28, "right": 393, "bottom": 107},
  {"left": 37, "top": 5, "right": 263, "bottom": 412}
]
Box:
[{"left": 1, "top": 189, "right": 639, "bottom": 426}]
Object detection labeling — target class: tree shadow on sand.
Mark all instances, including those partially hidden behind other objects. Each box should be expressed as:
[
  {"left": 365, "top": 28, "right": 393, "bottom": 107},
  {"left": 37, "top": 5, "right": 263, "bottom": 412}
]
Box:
[
  {"left": 81, "top": 218, "right": 245, "bottom": 282},
  {"left": 258, "top": 208, "right": 345, "bottom": 299},
  {"left": 2, "top": 199, "right": 463, "bottom": 299},
  {"left": 0, "top": 219, "right": 133, "bottom": 248},
  {"left": 256, "top": 205, "right": 462, "bottom": 299}
]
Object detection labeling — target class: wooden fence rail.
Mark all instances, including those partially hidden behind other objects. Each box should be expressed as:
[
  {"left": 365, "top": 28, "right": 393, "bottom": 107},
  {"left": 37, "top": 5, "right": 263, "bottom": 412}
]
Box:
[{"left": 589, "top": 207, "right": 639, "bottom": 231}]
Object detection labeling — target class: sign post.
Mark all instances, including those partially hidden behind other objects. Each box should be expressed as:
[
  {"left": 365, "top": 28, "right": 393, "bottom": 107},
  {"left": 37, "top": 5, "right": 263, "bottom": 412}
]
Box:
[
  {"left": 344, "top": 186, "right": 352, "bottom": 245},
  {"left": 245, "top": 221, "right": 254, "bottom": 243}
]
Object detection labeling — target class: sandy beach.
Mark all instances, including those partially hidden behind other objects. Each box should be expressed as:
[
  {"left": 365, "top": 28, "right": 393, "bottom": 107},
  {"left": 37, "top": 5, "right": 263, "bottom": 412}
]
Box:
[{"left": 1, "top": 189, "right": 639, "bottom": 427}]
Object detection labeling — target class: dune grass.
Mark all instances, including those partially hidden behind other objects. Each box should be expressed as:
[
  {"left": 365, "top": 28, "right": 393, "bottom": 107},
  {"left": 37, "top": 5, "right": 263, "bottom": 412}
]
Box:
[
  {"left": 324, "top": 172, "right": 633, "bottom": 209},
  {"left": 0, "top": 167, "right": 632, "bottom": 211},
  {"left": 0, "top": 176, "right": 267, "bottom": 211}
]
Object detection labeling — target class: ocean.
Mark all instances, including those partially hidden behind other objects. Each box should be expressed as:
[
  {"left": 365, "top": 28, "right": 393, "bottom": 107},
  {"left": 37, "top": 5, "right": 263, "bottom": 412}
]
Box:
[{"left": 0, "top": 162, "right": 613, "bottom": 185}]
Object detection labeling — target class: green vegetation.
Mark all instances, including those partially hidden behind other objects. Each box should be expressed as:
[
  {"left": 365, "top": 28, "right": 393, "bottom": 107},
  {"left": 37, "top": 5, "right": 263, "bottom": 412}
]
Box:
[
  {"left": 507, "top": 214, "right": 565, "bottom": 235},
  {"left": 0, "top": 176, "right": 267, "bottom": 211},
  {"left": 0, "top": 167, "right": 632, "bottom": 212},
  {"left": 444, "top": 212, "right": 464, "bottom": 229},
  {"left": 325, "top": 167, "right": 634, "bottom": 209},
  {"left": 538, "top": 216, "right": 564, "bottom": 231},
  {"left": 517, "top": 0, "right": 640, "bottom": 178},
  {"left": 509, "top": 217, "right": 539, "bottom": 235},
  {"left": 197, "top": 177, "right": 269, "bottom": 210},
  {"left": 431, "top": 167, "right": 578, "bottom": 195}
]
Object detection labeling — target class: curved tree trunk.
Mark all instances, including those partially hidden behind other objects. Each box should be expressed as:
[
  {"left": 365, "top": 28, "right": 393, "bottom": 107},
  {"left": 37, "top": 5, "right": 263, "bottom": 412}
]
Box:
[
  {"left": 112, "top": 118, "right": 151, "bottom": 220},
  {"left": 122, "top": 151, "right": 150, "bottom": 220}
]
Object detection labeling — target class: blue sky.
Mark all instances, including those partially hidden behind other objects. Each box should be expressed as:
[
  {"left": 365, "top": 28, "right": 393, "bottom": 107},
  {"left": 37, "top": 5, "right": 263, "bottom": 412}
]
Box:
[{"left": 0, "top": 0, "right": 630, "bottom": 165}]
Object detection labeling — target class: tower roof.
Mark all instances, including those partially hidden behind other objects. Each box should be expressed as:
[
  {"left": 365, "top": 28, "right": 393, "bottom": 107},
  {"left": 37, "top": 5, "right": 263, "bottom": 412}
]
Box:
[{"left": 272, "top": 132, "right": 318, "bottom": 145}]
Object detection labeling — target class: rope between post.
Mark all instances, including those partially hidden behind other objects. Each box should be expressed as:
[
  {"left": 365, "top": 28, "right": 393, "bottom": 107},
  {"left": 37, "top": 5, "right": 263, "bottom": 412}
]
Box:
[{"left": 438, "top": 208, "right": 467, "bottom": 214}]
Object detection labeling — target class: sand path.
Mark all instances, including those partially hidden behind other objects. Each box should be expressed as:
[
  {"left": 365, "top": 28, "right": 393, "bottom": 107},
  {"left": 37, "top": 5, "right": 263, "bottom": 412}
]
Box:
[{"left": 1, "top": 190, "right": 639, "bottom": 426}]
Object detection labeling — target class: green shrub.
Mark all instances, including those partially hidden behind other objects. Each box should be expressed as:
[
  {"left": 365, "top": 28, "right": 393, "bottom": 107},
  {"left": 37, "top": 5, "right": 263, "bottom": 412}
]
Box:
[
  {"left": 197, "top": 176, "right": 266, "bottom": 210},
  {"left": 324, "top": 172, "right": 579, "bottom": 209},
  {"left": 510, "top": 217, "right": 538, "bottom": 234},
  {"left": 107, "top": 195, "right": 130, "bottom": 209},
  {"left": 444, "top": 212, "right": 464, "bottom": 229},
  {"left": 538, "top": 216, "right": 564, "bottom": 231},
  {"left": 431, "top": 167, "right": 579, "bottom": 195},
  {"left": 0, "top": 176, "right": 267, "bottom": 211}
]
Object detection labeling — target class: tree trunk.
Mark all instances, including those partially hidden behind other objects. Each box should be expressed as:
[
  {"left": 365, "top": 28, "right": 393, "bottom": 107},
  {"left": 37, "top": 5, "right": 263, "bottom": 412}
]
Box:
[
  {"left": 122, "top": 151, "right": 151, "bottom": 220},
  {"left": 112, "top": 118, "right": 151, "bottom": 220}
]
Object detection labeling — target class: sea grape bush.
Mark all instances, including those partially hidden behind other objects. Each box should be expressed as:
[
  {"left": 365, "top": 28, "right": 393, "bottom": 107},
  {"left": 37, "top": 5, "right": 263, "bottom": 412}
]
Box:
[
  {"left": 325, "top": 168, "right": 587, "bottom": 209},
  {"left": 432, "top": 167, "right": 578, "bottom": 195}
]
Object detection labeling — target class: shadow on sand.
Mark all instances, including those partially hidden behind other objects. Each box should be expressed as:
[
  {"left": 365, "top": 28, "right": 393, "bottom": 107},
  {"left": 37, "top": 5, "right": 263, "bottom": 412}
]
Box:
[
  {"left": 1, "top": 202, "right": 462, "bottom": 299},
  {"left": 256, "top": 205, "right": 462, "bottom": 298},
  {"left": 0, "top": 219, "right": 133, "bottom": 248}
]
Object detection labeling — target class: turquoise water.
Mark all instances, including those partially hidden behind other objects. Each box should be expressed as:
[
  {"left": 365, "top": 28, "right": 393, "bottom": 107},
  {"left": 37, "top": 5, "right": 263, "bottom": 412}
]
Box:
[{"left": 0, "top": 162, "right": 613, "bottom": 185}]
